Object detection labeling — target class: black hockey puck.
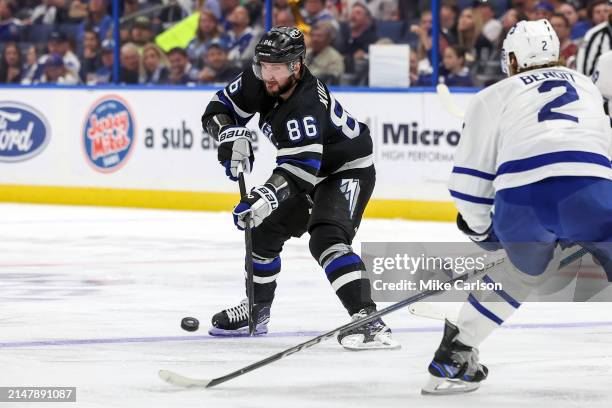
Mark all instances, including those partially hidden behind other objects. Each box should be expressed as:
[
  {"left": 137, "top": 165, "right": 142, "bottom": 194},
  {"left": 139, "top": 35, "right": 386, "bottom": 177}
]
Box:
[{"left": 181, "top": 317, "right": 199, "bottom": 332}]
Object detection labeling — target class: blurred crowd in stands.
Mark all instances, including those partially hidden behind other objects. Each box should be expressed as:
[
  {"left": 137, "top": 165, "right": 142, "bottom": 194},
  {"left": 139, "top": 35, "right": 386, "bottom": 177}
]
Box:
[{"left": 0, "top": 0, "right": 609, "bottom": 87}]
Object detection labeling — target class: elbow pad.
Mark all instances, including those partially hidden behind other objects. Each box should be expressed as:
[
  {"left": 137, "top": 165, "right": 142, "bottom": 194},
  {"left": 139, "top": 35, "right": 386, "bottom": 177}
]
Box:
[{"left": 265, "top": 172, "right": 292, "bottom": 203}]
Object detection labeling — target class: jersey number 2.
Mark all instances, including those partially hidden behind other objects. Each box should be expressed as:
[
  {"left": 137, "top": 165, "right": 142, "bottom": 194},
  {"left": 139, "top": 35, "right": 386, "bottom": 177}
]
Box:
[{"left": 537, "top": 80, "right": 579, "bottom": 123}]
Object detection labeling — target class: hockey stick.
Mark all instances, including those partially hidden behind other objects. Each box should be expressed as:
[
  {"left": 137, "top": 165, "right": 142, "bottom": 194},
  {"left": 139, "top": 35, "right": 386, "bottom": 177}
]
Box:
[
  {"left": 436, "top": 84, "right": 465, "bottom": 119},
  {"left": 159, "top": 247, "right": 588, "bottom": 389},
  {"left": 236, "top": 161, "right": 255, "bottom": 336},
  {"left": 409, "top": 247, "right": 589, "bottom": 322},
  {"left": 159, "top": 256, "right": 509, "bottom": 388}
]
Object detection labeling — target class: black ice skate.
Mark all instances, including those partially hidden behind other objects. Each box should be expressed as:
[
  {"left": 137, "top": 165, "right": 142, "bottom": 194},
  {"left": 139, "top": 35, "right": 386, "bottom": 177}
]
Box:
[
  {"left": 337, "top": 306, "right": 401, "bottom": 350},
  {"left": 208, "top": 298, "right": 270, "bottom": 337},
  {"left": 422, "top": 319, "right": 489, "bottom": 395}
]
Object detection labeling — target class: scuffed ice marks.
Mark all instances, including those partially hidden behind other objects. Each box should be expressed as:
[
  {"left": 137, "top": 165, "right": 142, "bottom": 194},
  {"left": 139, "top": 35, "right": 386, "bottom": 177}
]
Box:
[{"left": 0, "top": 272, "right": 130, "bottom": 301}]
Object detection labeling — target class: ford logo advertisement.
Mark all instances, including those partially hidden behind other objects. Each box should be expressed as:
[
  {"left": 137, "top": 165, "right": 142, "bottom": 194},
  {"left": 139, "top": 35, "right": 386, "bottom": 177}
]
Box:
[{"left": 0, "top": 102, "right": 51, "bottom": 162}]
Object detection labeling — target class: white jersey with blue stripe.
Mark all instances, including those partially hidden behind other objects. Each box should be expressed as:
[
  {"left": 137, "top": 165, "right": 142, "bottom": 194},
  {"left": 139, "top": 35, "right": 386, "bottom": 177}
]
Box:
[{"left": 449, "top": 66, "right": 612, "bottom": 233}]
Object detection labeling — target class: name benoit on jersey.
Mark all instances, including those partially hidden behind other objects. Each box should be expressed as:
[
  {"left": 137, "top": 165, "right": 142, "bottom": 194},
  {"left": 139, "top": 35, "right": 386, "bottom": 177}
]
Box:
[{"left": 519, "top": 70, "right": 577, "bottom": 85}]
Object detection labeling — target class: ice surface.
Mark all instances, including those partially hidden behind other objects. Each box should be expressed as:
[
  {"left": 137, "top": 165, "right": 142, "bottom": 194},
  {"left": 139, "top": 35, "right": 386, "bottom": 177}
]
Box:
[{"left": 1, "top": 203, "right": 611, "bottom": 408}]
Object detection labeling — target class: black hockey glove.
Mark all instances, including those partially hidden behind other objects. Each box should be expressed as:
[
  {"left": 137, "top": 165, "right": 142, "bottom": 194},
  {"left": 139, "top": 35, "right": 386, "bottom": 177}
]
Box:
[
  {"left": 233, "top": 184, "right": 279, "bottom": 230},
  {"left": 217, "top": 126, "right": 254, "bottom": 181},
  {"left": 456, "top": 213, "right": 502, "bottom": 252}
]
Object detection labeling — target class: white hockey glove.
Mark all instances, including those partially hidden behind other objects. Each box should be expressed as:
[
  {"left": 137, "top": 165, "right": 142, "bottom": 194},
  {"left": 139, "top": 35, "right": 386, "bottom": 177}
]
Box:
[
  {"left": 233, "top": 184, "right": 279, "bottom": 230},
  {"left": 218, "top": 126, "right": 254, "bottom": 181}
]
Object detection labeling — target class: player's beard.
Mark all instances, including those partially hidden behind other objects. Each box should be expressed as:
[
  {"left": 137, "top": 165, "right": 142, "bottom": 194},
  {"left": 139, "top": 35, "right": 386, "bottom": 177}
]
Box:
[{"left": 265, "top": 74, "right": 298, "bottom": 97}]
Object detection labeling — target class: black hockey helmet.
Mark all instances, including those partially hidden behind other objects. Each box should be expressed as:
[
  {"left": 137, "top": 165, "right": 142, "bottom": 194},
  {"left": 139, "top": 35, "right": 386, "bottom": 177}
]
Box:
[
  {"left": 254, "top": 27, "right": 306, "bottom": 64},
  {"left": 253, "top": 27, "right": 306, "bottom": 82}
]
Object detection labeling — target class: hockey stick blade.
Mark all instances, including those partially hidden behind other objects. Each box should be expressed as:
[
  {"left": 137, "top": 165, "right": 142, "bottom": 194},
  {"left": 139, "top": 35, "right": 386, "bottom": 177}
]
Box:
[
  {"left": 409, "top": 302, "right": 458, "bottom": 323},
  {"left": 158, "top": 256, "right": 507, "bottom": 389},
  {"left": 159, "top": 369, "right": 211, "bottom": 388},
  {"left": 436, "top": 84, "right": 465, "bottom": 119}
]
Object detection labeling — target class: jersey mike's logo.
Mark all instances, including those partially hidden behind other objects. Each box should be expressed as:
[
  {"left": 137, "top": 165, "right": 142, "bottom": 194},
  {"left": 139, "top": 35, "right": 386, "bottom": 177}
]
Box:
[
  {"left": 83, "top": 96, "right": 136, "bottom": 173},
  {"left": 0, "top": 102, "right": 50, "bottom": 162}
]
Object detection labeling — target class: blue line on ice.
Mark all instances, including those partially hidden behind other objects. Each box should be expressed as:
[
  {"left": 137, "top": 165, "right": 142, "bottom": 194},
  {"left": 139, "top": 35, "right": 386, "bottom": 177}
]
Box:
[{"left": 2, "top": 321, "right": 612, "bottom": 349}]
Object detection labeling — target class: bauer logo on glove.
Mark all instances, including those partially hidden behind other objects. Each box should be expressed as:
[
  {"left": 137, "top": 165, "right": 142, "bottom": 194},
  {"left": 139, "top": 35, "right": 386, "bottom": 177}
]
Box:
[
  {"left": 218, "top": 127, "right": 251, "bottom": 142},
  {"left": 233, "top": 184, "right": 279, "bottom": 230},
  {"left": 218, "top": 126, "right": 255, "bottom": 181}
]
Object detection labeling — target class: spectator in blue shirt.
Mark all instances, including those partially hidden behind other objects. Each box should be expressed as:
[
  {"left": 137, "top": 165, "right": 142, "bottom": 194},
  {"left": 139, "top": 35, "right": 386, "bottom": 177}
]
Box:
[
  {"left": 80, "top": 28, "right": 102, "bottom": 83},
  {"left": 21, "top": 44, "right": 39, "bottom": 85},
  {"left": 226, "top": 5, "right": 260, "bottom": 69},
  {"left": 92, "top": 39, "right": 114, "bottom": 84},
  {"left": 336, "top": 3, "right": 379, "bottom": 78},
  {"left": 165, "top": 47, "right": 198, "bottom": 85},
  {"left": 78, "top": 0, "right": 112, "bottom": 43},
  {"left": 38, "top": 53, "right": 80, "bottom": 84},
  {"left": 0, "top": 0, "right": 21, "bottom": 42},
  {"left": 558, "top": 2, "right": 590, "bottom": 40},
  {"left": 302, "top": 0, "right": 338, "bottom": 30},
  {"left": 32, "top": 31, "right": 82, "bottom": 82},
  {"left": 197, "top": 40, "right": 241, "bottom": 84},
  {"left": 218, "top": 0, "right": 239, "bottom": 31},
  {"left": 441, "top": 45, "right": 473, "bottom": 87},
  {"left": 186, "top": 9, "right": 230, "bottom": 69},
  {"left": 534, "top": 1, "right": 554, "bottom": 21}
]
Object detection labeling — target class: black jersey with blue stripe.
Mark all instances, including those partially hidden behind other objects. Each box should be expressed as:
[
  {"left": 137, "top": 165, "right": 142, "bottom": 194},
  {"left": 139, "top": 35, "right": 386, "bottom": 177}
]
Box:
[{"left": 202, "top": 66, "right": 374, "bottom": 194}]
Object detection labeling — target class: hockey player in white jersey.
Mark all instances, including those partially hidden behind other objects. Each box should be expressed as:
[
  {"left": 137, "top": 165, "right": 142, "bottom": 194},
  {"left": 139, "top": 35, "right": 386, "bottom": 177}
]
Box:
[{"left": 422, "top": 20, "right": 612, "bottom": 395}]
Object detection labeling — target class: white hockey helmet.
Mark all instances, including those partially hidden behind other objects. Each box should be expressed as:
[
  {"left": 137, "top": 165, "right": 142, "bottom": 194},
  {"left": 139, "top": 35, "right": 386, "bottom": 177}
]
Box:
[{"left": 501, "top": 19, "right": 560, "bottom": 76}]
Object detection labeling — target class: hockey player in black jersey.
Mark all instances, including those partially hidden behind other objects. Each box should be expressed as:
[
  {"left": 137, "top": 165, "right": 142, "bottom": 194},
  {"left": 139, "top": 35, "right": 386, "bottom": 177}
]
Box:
[{"left": 201, "top": 26, "right": 399, "bottom": 350}]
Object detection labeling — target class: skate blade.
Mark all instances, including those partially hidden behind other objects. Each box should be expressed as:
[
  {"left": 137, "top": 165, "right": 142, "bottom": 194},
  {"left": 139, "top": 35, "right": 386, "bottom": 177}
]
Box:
[
  {"left": 208, "top": 324, "right": 268, "bottom": 337},
  {"left": 340, "top": 334, "right": 402, "bottom": 351},
  {"left": 421, "top": 375, "right": 481, "bottom": 395}
]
